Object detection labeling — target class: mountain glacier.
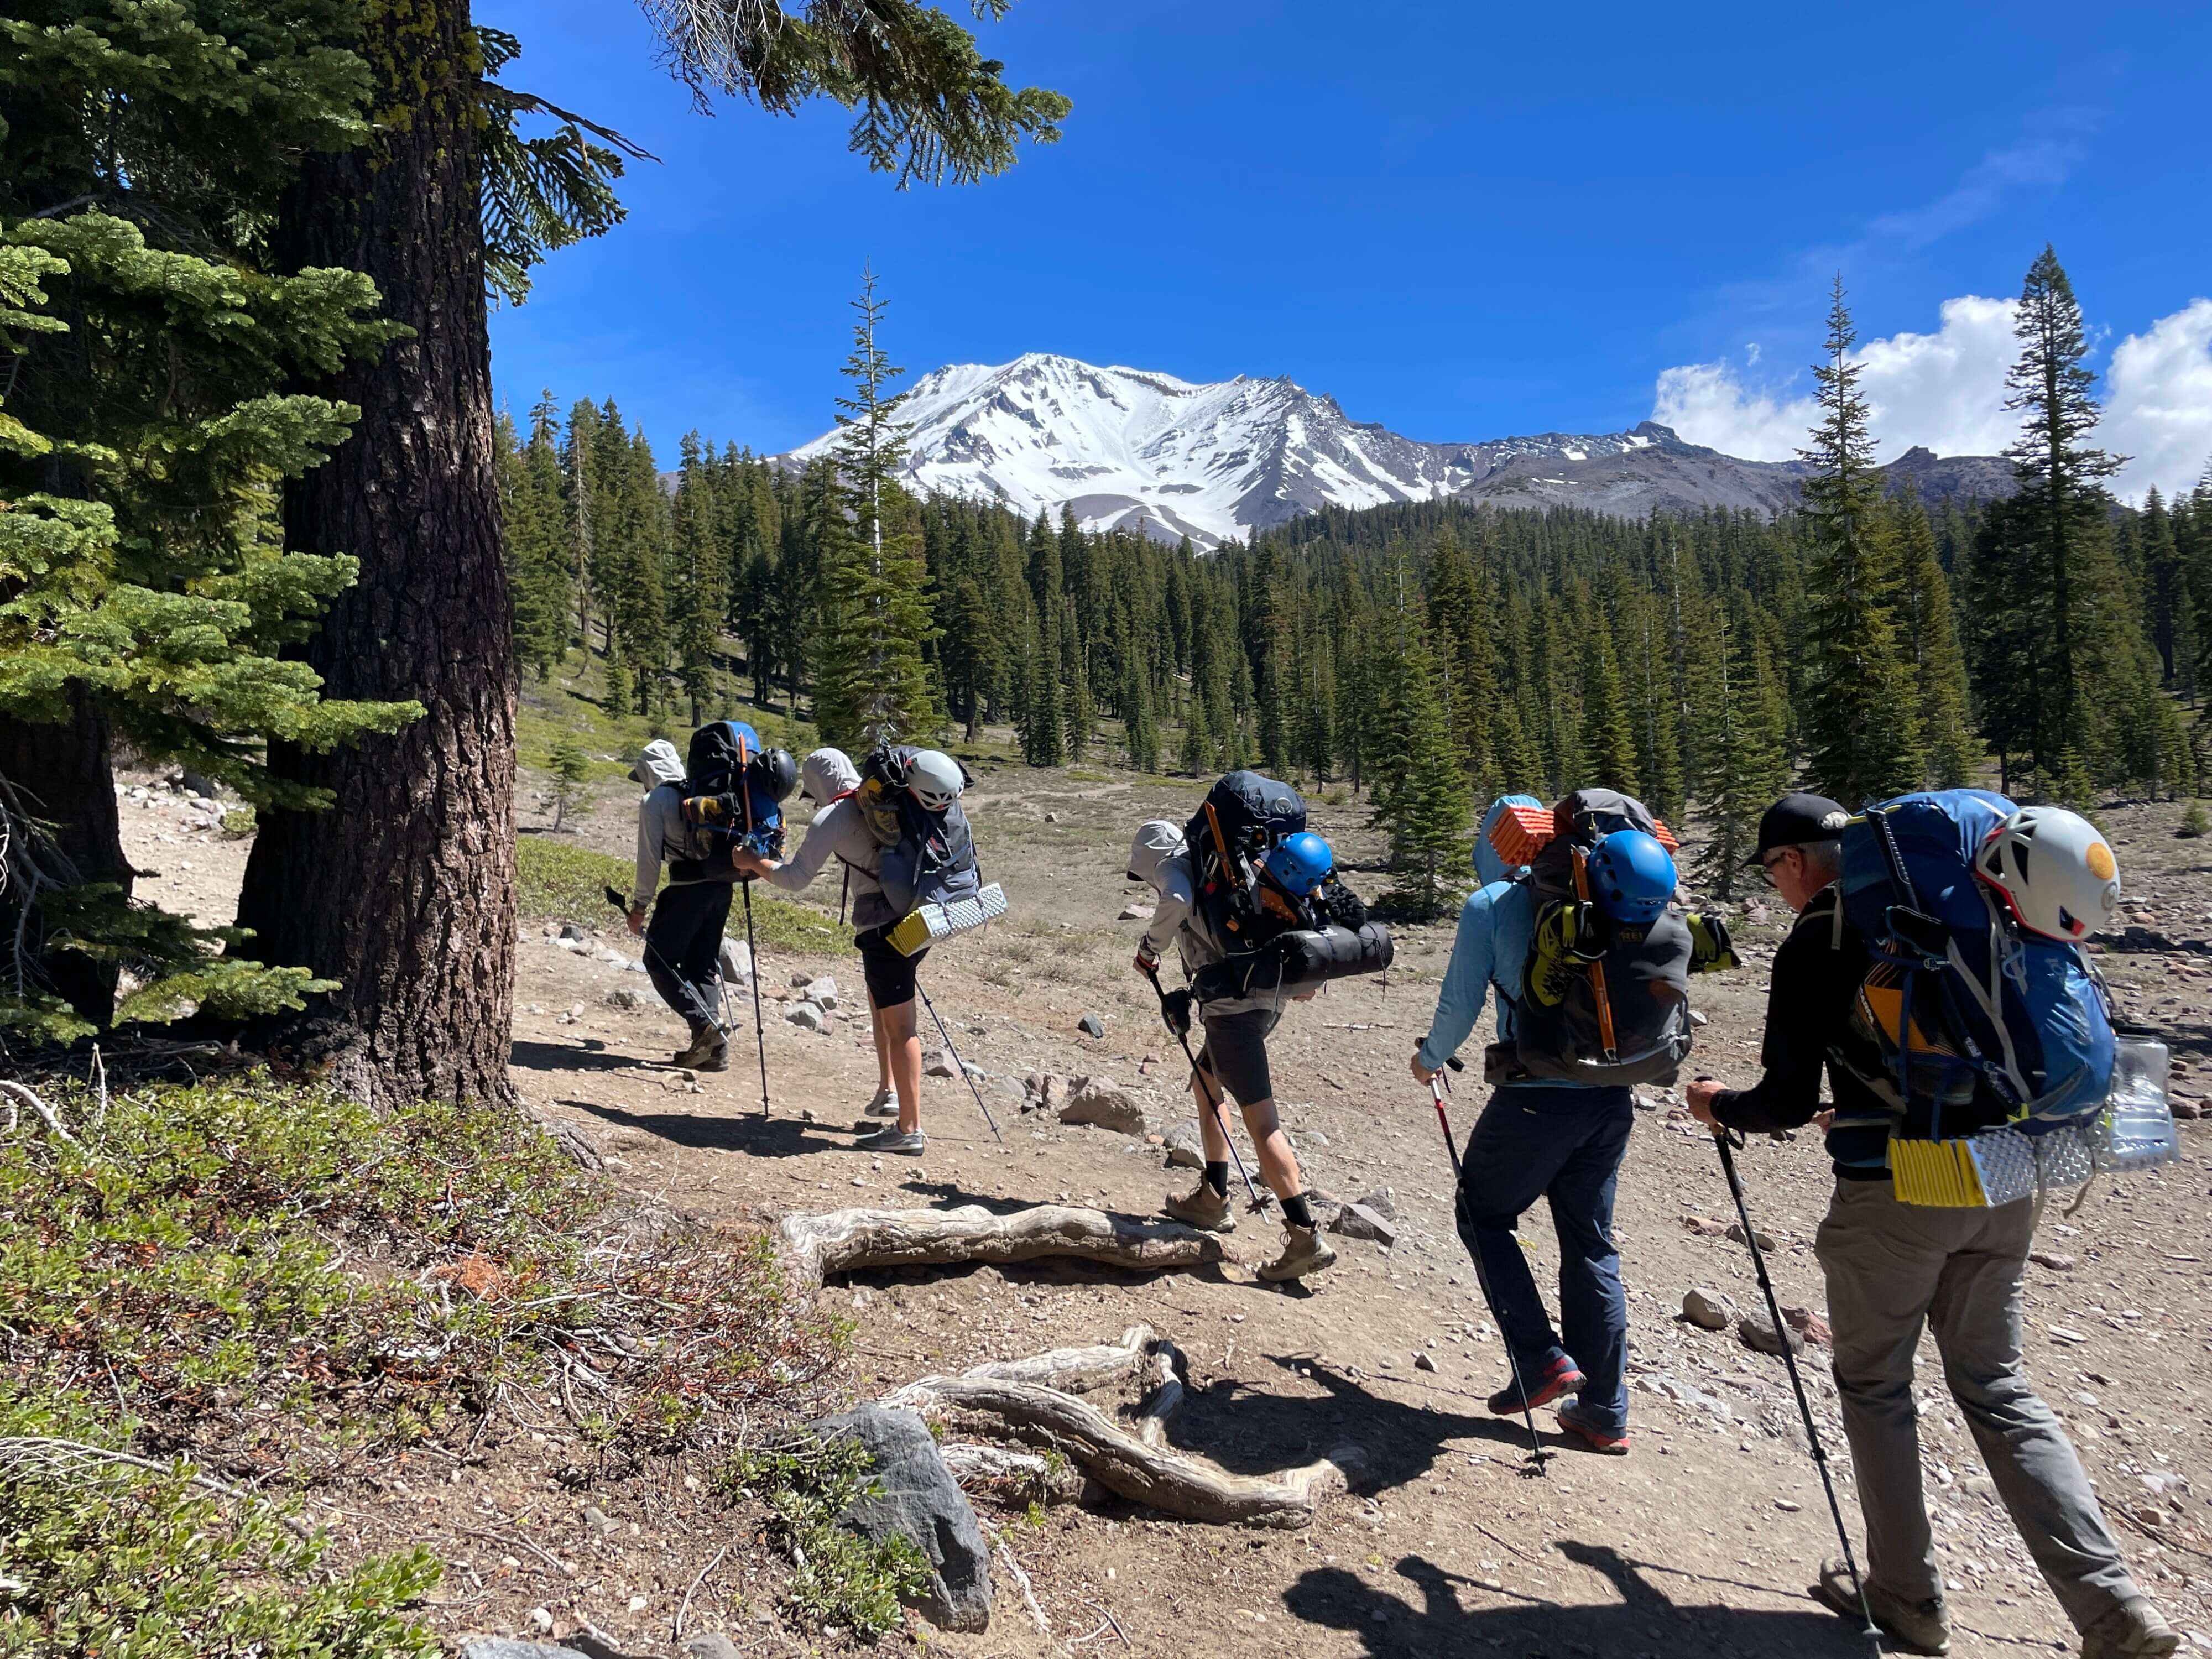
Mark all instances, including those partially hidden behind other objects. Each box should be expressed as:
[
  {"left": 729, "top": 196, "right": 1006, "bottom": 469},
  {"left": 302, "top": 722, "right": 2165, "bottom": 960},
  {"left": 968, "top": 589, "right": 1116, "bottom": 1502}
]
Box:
[{"left": 776, "top": 352, "right": 2011, "bottom": 547}]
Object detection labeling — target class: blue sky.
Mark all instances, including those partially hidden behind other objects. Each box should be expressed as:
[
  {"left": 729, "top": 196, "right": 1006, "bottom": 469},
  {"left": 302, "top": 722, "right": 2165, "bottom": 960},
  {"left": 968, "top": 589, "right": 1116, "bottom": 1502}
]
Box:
[{"left": 484, "top": 0, "right": 2212, "bottom": 494}]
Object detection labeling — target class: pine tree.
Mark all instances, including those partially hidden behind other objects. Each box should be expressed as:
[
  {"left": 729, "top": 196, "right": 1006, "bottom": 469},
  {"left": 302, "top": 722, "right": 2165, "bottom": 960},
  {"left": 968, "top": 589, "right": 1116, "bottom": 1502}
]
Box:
[
  {"left": 1798, "top": 278, "right": 1924, "bottom": 805},
  {"left": 1425, "top": 525, "right": 1503, "bottom": 794},
  {"left": 1123, "top": 663, "right": 1160, "bottom": 773},
  {"left": 549, "top": 732, "right": 592, "bottom": 832},
  {"left": 812, "top": 269, "right": 939, "bottom": 748},
  {"left": 669, "top": 432, "right": 729, "bottom": 724},
  {"left": 1577, "top": 590, "right": 1640, "bottom": 795},
  {"left": 1891, "top": 495, "right": 1980, "bottom": 788},
  {"left": 1368, "top": 559, "right": 1472, "bottom": 918},
  {"left": 1692, "top": 600, "right": 1790, "bottom": 901}
]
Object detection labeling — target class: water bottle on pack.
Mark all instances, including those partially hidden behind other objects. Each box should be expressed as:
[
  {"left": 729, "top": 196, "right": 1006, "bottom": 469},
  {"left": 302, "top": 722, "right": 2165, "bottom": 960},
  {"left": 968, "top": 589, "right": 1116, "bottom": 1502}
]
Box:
[{"left": 2094, "top": 1035, "right": 2180, "bottom": 1172}]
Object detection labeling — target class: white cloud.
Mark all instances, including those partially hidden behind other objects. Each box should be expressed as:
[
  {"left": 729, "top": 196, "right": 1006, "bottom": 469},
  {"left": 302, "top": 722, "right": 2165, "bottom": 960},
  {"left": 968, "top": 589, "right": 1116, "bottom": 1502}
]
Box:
[
  {"left": 2106, "top": 299, "right": 2212, "bottom": 502},
  {"left": 1655, "top": 294, "right": 2212, "bottom": 498},
  {"left": 1653, "top": 296, "right": 2019, "bottom": 464}
]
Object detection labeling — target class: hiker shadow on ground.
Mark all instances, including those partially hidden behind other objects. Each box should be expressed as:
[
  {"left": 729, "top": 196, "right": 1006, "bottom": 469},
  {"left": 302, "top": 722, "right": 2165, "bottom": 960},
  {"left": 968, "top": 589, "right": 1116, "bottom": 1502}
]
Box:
[
  {"left": 510, "top": 1039, "right": 640, "bottom": 1074},
  {"left": 556, "top": 1095, "right": 842, "bottom": 1160},
  {"left": 1171, "top": 1357, "right": 1527, "bottom": 1493},
  {"left": 1284, "top": 1542, "right": 1866, "bottom": 1659}
]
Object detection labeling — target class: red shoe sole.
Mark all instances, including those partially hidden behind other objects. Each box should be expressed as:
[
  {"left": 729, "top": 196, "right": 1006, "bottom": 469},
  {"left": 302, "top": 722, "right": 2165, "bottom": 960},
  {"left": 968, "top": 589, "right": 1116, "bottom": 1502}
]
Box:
[
  {"left": 1557, "top": 1408, "right": 1630, "bottom": 1454},
  {"left": 1492, "top": 1362, "right": 1585, "bottom": 1417}
]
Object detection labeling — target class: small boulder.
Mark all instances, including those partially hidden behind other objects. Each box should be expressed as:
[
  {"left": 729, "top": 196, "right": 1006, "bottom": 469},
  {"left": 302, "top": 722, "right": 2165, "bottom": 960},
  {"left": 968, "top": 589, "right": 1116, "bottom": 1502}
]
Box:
[
  {"left": 1413, "top": 1352, "right": 1438, "bottom": 1374},
  {"left": 1118, "top": 903, "right": 1154, "bottom": 921},
  {"left": 1781, "top": 1306, "right": 1832, "bottom": 1347},
  {"left": 718, "top": 937, "right": 753, "bottom": 985},
  {"left": 1355, "top": 1187, "right": 1398, "bottom": 1220},
  {"left": 1302, "top": 1128, "right": 1331, "bottom": 1149},
  {"left": 785, "top": 1000, "right": 826, "bottom": 1032},
  {"left": 1330, "top": 1202, "right": 1399, "bottom": 1245},
  {"left": 1738, "top": 1313, "right": 1803, "bottom": 1357},
  {"left": 924, "top": 1050, "right": 958, "bottom": 1079},
  {"left": 603, "top": 989, "right": 640, "bottom": 1011},
  {"left": 559, "top": 922, "right": 588, "bottom": 941},
  {"left": 790, "top": 969, "right": 814, "bottom": 988},
  {"left": 1077, "top": 1013, "right": 1107, "bottom": 1039},
  {"left": 1681, "top": 1288, "right": 1732, "bottom": 1331},
  {"left": 1058, "top": 1076, "right": 1150, "bottom": 1136},
  {"left": 1022, "top": 1072, "right": 1057, "bottom": 1110},
  {"left": 1726, "top": 1220, "right": 1777, "bottom": 1253},
  {"left": 803, "top": 975, "right": 839, "bottom": 1010},
  {"left": 807, "top": 1404, "right": 993, "bottom": 1631},
  {"left": 1162, "top": 1120, "right": 1207, "bottom": 1170},
  {"left": 458, "top": 1644, "right": 594, "bottom": 1659},
  {"left": 685, "top": 1639, "right": 743, "bottom": 1659},
  {"left": 580, "top": 1504, "right": 619, "bottom": 1536}
]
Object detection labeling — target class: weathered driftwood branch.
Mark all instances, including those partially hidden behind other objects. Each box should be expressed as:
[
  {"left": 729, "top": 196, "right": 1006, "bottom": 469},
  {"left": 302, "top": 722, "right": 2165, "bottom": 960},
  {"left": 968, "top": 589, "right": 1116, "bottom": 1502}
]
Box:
[
  {"left": 0, "top": 1081, "right": 77, "bottom": 1146},
  {"left": 941, "top": 1442, "right": 1085, "bottom": 1505},
  {"left": 1128, "top": 1338, "right": 1187, "bottom": 1450},
  {"left": 777, "top": 1204, "right": 1227, "bottom": 1291},
  {"left": 886, "top": 1372, "right": 1359, "bottom": 1529},
  {"left": 959, "top": 1324, "right": 1154, "bottom": 1395}
]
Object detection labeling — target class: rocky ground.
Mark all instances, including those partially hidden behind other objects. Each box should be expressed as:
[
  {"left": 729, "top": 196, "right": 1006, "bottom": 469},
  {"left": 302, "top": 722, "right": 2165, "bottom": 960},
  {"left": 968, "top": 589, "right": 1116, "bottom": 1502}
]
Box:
[{"left": 119, "top": 763, "right": 2212, "bottom": 1659}]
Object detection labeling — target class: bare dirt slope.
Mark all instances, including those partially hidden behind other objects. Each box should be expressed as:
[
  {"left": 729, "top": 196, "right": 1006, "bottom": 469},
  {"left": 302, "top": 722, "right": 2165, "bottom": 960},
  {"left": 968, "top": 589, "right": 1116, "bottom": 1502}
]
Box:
[{"left": 124, "top": 769, "right": 2212, "bottom": 1659}]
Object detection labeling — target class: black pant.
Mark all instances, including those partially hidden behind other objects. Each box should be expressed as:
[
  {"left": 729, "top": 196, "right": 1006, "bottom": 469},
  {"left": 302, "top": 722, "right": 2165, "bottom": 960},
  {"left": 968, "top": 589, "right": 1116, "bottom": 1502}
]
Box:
[{"left": 646, "top": 880, "right": 732, "bottom": 1032}]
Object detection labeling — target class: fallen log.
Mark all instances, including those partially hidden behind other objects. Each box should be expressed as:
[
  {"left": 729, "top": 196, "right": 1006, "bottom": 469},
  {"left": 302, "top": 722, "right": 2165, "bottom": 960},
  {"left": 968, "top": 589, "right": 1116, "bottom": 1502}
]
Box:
[
  {"left": 888, "top": 1372, "right": 1359, "bottom": 1529},
  {"left": 941, "top": 1443, "right": 1085, "bottom": 1505},
  {"left": 956, "top": 1324, "right": 1154, "bottom": 1396},
  {"left": 1129, "top": 1338, "right": 1187, "bottom": 1450},
  {"left": 777, "top": 1204, "right": 1227, "bottom": 1291}
]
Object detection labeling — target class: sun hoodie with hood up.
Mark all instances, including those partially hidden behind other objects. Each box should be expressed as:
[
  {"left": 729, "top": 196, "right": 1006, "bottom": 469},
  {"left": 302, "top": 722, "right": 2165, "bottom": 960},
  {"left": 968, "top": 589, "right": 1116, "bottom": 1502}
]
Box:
[{"left": 629, "top": 739, "right": 697, "bottom": 909}]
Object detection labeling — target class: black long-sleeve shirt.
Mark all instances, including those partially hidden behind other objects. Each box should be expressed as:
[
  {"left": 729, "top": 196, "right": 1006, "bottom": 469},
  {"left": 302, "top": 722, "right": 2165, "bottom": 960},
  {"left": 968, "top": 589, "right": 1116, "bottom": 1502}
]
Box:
[{"left": 1711, "top": 885, "right": 1893, "bottom": 1178}]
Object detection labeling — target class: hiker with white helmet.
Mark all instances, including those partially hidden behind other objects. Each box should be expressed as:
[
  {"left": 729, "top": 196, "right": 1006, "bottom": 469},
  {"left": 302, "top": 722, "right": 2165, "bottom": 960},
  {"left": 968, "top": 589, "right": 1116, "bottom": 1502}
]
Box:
[
  {"left": 1689, "top": 792, "right": 2176, "bottom": 1659},
  {"left": 733, "top": 745, "right": 975, "bottom": 1157}
]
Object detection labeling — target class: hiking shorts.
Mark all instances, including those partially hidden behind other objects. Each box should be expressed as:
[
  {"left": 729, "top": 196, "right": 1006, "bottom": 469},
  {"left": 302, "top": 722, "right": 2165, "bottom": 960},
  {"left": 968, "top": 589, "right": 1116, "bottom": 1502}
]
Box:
[
  {"left": 1194, "top": 1006, "right": 1282, "bottom": 1107},
  {"left": 855, "top": 925, "right": 928, "bottom": 1009}
]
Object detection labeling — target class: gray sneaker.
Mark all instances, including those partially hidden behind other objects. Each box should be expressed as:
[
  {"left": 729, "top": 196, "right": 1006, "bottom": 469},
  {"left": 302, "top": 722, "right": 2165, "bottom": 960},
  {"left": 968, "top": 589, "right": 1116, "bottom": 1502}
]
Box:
[
  {"left": 1163, "top": 1177, "right": 1237, "bottom": 1234},
  {"left": 1258, "top": 1223, "right": 1337, "bottom": 1283},
  {"left": 863, "top": 1087, "right": 900, "bottom": 1119},
  {"left": 857, "top": 1127, "right": 926, "bottom": 1157},
  {"left": 1817, "top": 1559, "right": 1949, "bottom": 1655},
  {"left": 2081, "top": 1598, "right": 2181, "bottom": 1659}
]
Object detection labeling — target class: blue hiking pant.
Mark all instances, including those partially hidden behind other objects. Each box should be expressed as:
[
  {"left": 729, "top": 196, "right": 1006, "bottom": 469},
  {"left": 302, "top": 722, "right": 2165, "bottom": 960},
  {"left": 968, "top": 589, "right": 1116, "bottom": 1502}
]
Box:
[{"left": 1453, "top": 1083, "right": 1635, "bottom": 1431}]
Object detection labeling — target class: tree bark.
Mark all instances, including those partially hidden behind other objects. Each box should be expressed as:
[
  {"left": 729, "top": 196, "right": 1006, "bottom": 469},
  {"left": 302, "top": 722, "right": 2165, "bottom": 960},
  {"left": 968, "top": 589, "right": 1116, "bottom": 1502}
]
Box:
[
  {"left": 237, "top": 2, "right": 517, "bottom": 1109},
  {"left": 775, "top": 1204, "right": 1229, "bottom": 1294},
  {"left": 0, "top": 687, "right": 128, "bottom": 1024}
]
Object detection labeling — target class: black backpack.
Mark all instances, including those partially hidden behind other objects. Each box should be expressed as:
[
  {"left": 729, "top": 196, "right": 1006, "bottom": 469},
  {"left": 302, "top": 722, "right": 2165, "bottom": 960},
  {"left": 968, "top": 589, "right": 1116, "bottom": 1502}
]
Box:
[
  {"left": 1182, "top": 770, "right": 1310, "bottom": 954},
  {"left": 1493, "top": 789, "right": 1694, "bottom": 1087},
  {"left": 670, "top": 721, "right": 785, "bottom": 881},
  {"left": 855, "top": 744, "right": 983, "bottom": 916}
]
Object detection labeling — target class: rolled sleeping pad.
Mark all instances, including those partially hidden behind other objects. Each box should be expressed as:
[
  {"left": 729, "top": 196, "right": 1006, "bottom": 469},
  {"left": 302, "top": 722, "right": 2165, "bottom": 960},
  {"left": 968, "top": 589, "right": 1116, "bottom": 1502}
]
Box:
[{"left": 1269, "top": 921, "right": 1395, "bottom": 992}]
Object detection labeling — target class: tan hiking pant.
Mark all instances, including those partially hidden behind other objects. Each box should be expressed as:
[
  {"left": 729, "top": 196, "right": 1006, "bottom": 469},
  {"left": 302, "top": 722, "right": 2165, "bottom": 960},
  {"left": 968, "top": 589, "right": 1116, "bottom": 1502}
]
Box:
[{"left": 1817, "top": 1178, "right": 2140, "bottom": 1632}]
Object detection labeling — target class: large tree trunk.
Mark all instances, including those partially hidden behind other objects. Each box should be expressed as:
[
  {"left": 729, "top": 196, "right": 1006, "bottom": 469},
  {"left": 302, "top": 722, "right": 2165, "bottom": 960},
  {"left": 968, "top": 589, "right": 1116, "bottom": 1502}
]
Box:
[
  {"left": 0, "top": 688, "right": 128, "bottom": 1025},
  {"left": 237, "top": 2, "right": 516, "bottom": 1109}
]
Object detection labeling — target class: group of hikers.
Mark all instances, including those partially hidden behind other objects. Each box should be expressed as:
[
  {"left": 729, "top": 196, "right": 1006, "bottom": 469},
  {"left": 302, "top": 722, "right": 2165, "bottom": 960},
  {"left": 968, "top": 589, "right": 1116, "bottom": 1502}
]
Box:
[{"left": 623, "top": 722, "right": 2179, "bottom": 1659}]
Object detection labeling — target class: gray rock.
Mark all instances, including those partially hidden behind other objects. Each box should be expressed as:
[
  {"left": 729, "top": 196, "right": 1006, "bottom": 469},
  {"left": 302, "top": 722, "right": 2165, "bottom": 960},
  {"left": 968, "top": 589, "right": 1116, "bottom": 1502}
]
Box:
[
  {"left": 1302, "top": 1129, "right": 1331, "bottom": 1149},
  {"left": 808, "top": 1404, "right": 993, "bottom": 1631},
  {"left": 1329, "top": 1202, "right": 1399, "bottom": 1245},
  {"left": 684, "top": 1638, "right": 743, "bottom": 1659},
  {"left": 718, "top": 937, "right": 753, "bottom": 985},
  {"left": 803, "top": 975, "right": 839, "bottom": 1010},
  {"left": 991, "top": 1074, "right": 1027, "bottom": 1102},
  {"left": 1681, "top": 1288, "right": 1733, "bottom": 1331},
  {"left": 1738, "top": 1313, "right": 1804, "bottom": 1357},
  {"left": 458, "top": 1644, "right": 594, "bottom": 1659},
  {"left": 1413, "top": 1352, "right": 1438, "bottom": 1373},
  {"left": 603, "top": 990, "right": 640, "bottom": 1011},
  {"left": 1022, "top": 1072, "right": 1057, "bottom": 1110},
  {"left": 1725, "top": 1220, "right": 1777, "bottom": 1253},
  {"left": 179, "top": 768, "right": 218, "bottom": 799},
  {"left": 1355, "top": 1187, "right": 1398, "bottom": 1220},
  {"left": 1118, "top": 903, "right": 1154, "bottom": 921},
  {"left": 1057, "top": 1076, "right": 1149, "bottom": 1136},
  {"left": 580, "top": 1503, "right": 619, "bottom": 1536},
  {"left": 785, "top": 1000, "right": 826, "bottom": 1032},
  {"left": 924, "top": 1050, "right": 958, "bottom": 1079},
  {"left": 1162, "top": 1120, "right": 1207, "bottom": 1170},
  {"left": 1077, "top": 1013, "right": 1107, "bottom": 1039},
  {"left": 559, "top": 922, "right": 588, "bottom": 941}
]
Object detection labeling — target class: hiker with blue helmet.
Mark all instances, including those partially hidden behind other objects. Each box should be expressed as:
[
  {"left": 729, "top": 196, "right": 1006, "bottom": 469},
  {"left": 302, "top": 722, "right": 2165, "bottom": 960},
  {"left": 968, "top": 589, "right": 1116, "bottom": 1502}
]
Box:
[
  {"left": 1128, "top": 774, "right": 1394, "bottom": 1283},
  {"left": 1688, "top": 792, "right": 2177, "bottom": 1659},
  {"left": 1412, "top": 791, "right": 1693, "bottom": 1457}
]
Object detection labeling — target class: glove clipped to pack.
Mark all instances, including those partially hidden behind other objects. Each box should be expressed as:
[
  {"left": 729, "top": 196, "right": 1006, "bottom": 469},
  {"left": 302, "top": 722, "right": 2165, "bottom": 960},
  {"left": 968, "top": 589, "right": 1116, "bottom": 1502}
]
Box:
[
  {"left": 1159, "top": 988, "right": 1193, "bottom": 1039},
  {"left": 1684, "top": 910, "right": 1739, "bottom": 973}
]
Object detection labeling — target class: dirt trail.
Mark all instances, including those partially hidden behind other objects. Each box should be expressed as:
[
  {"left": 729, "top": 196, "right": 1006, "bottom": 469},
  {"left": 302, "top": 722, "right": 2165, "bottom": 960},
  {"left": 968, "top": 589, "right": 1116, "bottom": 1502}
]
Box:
[{"left": 121, "top": 773, "right": 2212, "bottom": 1658}]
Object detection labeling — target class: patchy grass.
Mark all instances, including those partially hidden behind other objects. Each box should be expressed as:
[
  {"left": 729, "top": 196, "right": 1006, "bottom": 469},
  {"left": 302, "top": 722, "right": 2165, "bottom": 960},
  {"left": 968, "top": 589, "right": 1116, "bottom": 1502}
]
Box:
[
  {"left": 514, "top": 836, "right": 849, "bottom": 955},
  {"left": 0, "top": 1074, "right": 847, "bottom": 1654}
]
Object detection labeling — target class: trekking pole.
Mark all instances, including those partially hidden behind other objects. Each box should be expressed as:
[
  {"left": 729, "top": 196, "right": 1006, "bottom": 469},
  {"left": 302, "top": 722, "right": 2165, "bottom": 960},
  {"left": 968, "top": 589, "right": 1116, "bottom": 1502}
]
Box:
[
  {"left": 1712, "top": 1120, "right": 1878, "bottom": 1645},
  {"left": 915, "top": 986, "right": 1004, "bottom": 1144},
  {"left": 1140, "top": 961, "right": 1269, "bottom": 1213},
  {"left": 1425, "top": 1050, "right": 1546, "bottom": 1477},
  {"left": 737, "top": 879, "right": 772, "bottom": 1118},
  {"left": 604, "top": 885, "right": 731, "bottom": 1043}
]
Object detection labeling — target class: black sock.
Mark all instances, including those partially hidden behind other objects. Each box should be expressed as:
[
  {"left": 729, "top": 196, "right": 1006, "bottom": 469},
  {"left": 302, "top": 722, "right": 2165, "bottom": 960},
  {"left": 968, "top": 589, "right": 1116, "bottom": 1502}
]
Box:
[
  {"left": 1204, "top": 1162, "right": 1230, "bottom": 1198},
  {"left": 1282, "top": 1193, "right": 1314, "bottom": 1229}
]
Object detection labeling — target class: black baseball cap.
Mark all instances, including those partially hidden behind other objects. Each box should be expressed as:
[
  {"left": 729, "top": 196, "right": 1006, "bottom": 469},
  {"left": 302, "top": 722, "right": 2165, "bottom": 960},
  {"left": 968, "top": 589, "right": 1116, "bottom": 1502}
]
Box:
[{"left": 1746, "top": 792, "right": 1850, "bottom": 867}]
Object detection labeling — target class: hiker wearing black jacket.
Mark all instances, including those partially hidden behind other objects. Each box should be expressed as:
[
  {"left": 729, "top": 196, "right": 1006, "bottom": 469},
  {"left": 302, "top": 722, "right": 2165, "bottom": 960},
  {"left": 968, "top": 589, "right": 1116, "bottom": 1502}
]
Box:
[{"left": 1687, "top": 793, "right": 2176, "bottom": 1659}]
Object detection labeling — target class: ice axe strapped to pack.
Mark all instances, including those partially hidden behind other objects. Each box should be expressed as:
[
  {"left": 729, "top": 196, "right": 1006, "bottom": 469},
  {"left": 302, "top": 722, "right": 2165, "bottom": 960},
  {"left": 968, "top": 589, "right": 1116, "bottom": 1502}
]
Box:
[{"left": 672, "top": 721, "right": 795, "bottom": 877}]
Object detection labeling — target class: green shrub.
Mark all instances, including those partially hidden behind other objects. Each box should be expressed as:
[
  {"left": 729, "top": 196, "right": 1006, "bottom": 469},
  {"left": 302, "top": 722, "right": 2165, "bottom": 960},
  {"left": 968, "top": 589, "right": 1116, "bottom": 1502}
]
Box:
[
  {"left": 219, "top": 805, "right": 257, "bottom": 838},
  {"left": 722, "top": 1438, "right": 931, "bottom": 1637},
  {"left": 514, "top": 835, "right": 850, "bottom": 953},
  {"left": 2180, "top": 800, "right": 2208, "bottom": 839}
]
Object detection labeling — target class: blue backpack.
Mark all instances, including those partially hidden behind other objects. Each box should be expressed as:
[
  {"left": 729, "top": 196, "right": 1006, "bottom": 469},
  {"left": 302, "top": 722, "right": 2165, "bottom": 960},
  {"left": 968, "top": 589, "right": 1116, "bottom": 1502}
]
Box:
[
  {"left": 1835, "top": 790, "right": 2115, "bottom": 1143},
  {"left": 677, "top": 721, "right": 786, "bottom": 866}
]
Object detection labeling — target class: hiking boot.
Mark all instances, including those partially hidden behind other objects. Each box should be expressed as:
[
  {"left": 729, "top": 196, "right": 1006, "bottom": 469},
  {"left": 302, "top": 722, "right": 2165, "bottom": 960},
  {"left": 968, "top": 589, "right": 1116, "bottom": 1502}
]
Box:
[
  {"left": 1163, "top": 1177, "right": 1237, "bottom": 1234},
  {"left": 1815, "top": 1559, "right": 1949, "bottom": 1655},
  {"left": 1556, "top": 1400, "right": 1629, "bottom": 1455},
  {"left": 863, "top": 1087, "right": 900, "bottom": 1119},
  {"left": 1258, "top": 1223, "right": 1337, "bottom": 1282},
  {"left": 856, "top": 1126, "right": 926, "bottom": 1157},
  {"left": 672, "top": 1027, "right": 722, "bottom": 1068},
  {"left": 2080, "top": 1598, "right": 2181, "bottom": 1659},
  {"left": 1489, "top": 1353, "right": 1585, "bottom": 1417}
]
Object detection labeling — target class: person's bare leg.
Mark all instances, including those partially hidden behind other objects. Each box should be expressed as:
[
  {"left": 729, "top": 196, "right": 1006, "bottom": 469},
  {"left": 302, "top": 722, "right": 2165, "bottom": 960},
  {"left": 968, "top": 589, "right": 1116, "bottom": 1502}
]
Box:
[
  {"left": 1239, "top": 1097, "right": 1304, "bottom": 1202},
  {"left": 880, "top": 998, "right": 924, "bottom": 1133},
  {"left": 1193, "top": 1065, "right": 1234, "bottom": 1162},
  {"left": 868, "top": 989, "right": 895, "bottom": 1094}
]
